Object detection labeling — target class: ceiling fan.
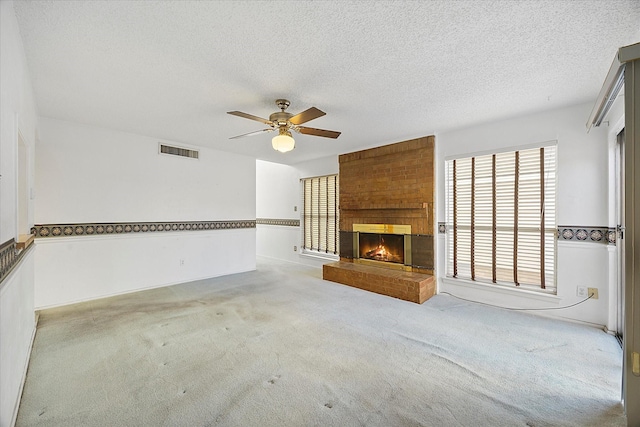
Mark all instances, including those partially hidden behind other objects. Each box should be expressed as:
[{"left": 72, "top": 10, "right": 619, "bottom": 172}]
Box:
[{"left": 227, "top": 99, "right": 341, "bottom": 153}]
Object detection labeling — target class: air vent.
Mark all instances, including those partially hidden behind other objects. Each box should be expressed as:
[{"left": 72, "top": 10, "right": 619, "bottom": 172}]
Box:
[{"left": 159, "top": 143, "right": 199, "bottom": 159}]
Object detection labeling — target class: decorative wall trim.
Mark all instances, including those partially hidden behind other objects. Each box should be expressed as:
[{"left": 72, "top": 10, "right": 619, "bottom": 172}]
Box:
[
  {"left": 438, "top": 222, "right": 447, "bottom": 234},
  {"left": 557, "top": 226, "right": 615, "bottom": 245},
  {"left": 32, "top": 220, "right": 256, "bottom": 239},
  {"left": 0, "top": 238, "right": 32, "bottom": 285},
  {"left": 256, "top": 218, "right": 300, "bottom": 227}
]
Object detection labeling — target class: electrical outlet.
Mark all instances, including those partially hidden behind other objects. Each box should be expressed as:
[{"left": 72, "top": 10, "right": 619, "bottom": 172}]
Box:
[
  {"left": 294, "top": 206, "right": 297, "bottom": 212},
  {"left": 179, "top": 259, "right": 185, "bottom": 266},
  {"left": 294, "top": 246, "right": 297, "bottom": 252},
  {"left": 577, "top": 286, "right": 588, "bottom": 298},
  {"left": 588, "top": 287, "right": 599, "bottom": 299}
]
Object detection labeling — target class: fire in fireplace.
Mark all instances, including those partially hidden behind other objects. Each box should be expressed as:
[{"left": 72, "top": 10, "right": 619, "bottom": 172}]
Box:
[
  {"left": 359, "top": 233, "right": 404, "bottom": 264},
  {"left": 352, "top": 224, "right": 412, "bottom": 271}
]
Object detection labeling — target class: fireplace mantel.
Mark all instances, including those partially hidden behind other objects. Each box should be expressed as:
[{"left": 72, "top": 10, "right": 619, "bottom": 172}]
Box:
[{"left": 341, "top": 202, "right": 428, "bottom": 211}]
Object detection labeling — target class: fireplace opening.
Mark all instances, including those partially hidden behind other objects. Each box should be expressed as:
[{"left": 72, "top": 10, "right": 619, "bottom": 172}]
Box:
[
  {"left": 350, "top": 224, "right": 412, "bottom": 271},
  {"left": 359, "top": 233, "right": 404, "bottom": 264},
  {"left": 340, "top": 224, "right": 433, "bottom": 272}
]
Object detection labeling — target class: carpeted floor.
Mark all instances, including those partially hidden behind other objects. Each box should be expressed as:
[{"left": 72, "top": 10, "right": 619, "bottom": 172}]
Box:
[{"left": 17, "top": 257, "right": 624, "bottom": 426}]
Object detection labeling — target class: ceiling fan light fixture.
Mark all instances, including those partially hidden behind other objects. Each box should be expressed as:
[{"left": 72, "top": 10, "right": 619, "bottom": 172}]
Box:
[
  {"left": 228, "top": 99, "right": 340, "bottom": 150},
  {"left": 272, "top": 128, "right": 295, "bottom": 153}
]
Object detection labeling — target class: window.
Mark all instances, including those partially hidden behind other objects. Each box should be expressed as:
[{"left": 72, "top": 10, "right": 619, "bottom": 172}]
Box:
[
  {"left": 302, "top": 174, "right": 339, "bottom": 255},
  {"left": 446, "top": 145, "right": 556, "bottom": 292}
]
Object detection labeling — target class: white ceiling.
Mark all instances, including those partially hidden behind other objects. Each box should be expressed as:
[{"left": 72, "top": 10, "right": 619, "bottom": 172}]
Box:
[{"left": 13, "top": 1, "right": 640, "bottom": 165}]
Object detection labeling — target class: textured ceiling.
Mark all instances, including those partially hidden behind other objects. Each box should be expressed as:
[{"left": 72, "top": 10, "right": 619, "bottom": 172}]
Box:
[{"left": 13, "top": 0, "right": 640, "bottom": 165}]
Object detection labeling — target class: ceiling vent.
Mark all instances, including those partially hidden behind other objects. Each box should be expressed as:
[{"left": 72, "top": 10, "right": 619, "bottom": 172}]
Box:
[{"left": 159, "top": 143, "right": 199, "bottom": 159}]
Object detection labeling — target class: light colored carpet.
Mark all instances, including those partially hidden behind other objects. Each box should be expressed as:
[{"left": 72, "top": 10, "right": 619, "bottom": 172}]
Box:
[{"left": 17, "top": 257, "right": 624, "bottom": 426}]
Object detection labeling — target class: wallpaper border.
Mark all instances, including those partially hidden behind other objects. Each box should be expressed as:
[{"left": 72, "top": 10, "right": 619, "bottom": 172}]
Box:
[
  {"left": 32, "top": 220, "right": 256, "bottom": 239},
  {"left": 557, "top": 226, "right": 616, "bottom": 245},
  {"left": 256, "top": 218, "right": 300, "bottom": 227}
]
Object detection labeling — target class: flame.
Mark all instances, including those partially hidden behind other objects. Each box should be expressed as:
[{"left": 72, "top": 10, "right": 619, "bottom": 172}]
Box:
[{"left": 365, "top": 237, "right": 392, "bottom": 261}]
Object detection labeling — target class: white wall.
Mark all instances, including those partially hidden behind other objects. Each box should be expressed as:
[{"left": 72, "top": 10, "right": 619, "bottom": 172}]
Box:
[
  {"left": 294, "top": 154, "right": 339, "bottom": 178},
  {"left": 436, "top": 102, "right": 613, "bottom": 326},
  {"left": 0, "top": 2, "right": 38, "bottom": 426},
  {"left": 35, "top": 230, "right": 252, "bottom": 308},
  {"left": 0, "top": 1, "right": 38, "bottom": 240},
  {"left": 35, "top": 118, "right": 256, "bottom": 308},
  {"left": 256, "top": 160, "right": 301, "bottom": 220},
  {"left": 0, "top": 251, "right": 35, "bottom": 427},
  {"left": 256, "top": 156, "right": 338, "bottom": 268},
  {"left": 36, "top": 118, "right": 254, "bottom": 223},
  {"left": 256, "top": 160, "right": 301, "bottom": 264}
]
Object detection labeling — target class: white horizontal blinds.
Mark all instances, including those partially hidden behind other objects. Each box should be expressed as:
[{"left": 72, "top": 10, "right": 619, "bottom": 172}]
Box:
[
  {"left": 302, "top": 175, "right": 339, "bottom": 254},
  {"left": 542, "top": 146, "right": 556, "bottom": 287},
  {"left": 473, "top": 155, "right": 493, "bottom": 281},
  {"left": 454, "top": 157, "right": 472, "bottom": 279},
  {"left": 447, "top": 146, "right": 556, "bottom": 291},
  {"left": 303, "top": 179, "right": 314, "bottom": 250},
  {"left": 326, "top": 175, "right": 338, "bottom": 254},
  {"left": 515, "top": 146, "right": 557, "bottom": 288},
  {"left": 317, "top": 177, "right": 326, "bottom": 251},
  {"left": 495, "top": 151, "right": 516, "bottom": 283}
]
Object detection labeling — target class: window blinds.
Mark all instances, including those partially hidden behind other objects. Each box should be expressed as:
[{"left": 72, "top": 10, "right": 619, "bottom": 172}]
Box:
[
  {"left": 303, "top": 175, "right": 339, "bottom": 254},
  {"left": 446, "top": 146, "right": 556, "bottom": 291}
]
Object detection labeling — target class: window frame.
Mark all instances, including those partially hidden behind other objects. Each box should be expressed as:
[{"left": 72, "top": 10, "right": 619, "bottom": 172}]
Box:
[{"left": 444, "top": 141, "right": 558, "bottom": 294}]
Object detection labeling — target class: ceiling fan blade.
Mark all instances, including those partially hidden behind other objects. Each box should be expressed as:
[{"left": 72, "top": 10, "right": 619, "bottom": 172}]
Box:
[
  {"left": 289, "top": 107, "right": 326, "bottom": 125},
  {"left": 227, "top": 111, "right": 272, "bottom": 125},
  {"left": 297, "top": 126, "right": 341, "bottom": 139},
  {"left": 229, "top": 128, "right": 274, "bottom": 139}
]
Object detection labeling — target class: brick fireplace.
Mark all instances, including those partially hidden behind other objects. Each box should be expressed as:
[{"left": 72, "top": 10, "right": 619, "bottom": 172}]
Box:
[{"left": 323, "top": 136, "right": 436, "bottom": 303}]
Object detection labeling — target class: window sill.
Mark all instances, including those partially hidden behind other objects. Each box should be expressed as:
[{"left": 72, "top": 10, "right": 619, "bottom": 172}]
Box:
[
  {"left": 300, "top": 250, "right": 339, "bottom": 262},
  {"left": 440, "top": 276, "right": 560, "bottom": 303}
]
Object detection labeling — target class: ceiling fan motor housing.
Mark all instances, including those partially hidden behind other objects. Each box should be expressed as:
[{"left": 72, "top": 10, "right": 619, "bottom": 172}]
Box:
[
  {"left": 269, "top": 111, "right": 293, "bottom": 128},
  {"left": 271, "top": 99, "right": 293, "bottom": 127}
]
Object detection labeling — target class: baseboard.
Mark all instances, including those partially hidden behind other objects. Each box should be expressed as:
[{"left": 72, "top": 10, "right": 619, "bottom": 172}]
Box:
[
  {"left": 533, "top": 310, "right": 607, "bottom": 330},
  {"left": 11, "top": 312, "right": 39, "bottom": 427}
]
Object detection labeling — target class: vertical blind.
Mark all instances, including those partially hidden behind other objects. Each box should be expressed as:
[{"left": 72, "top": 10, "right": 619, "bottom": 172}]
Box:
[
  {"left": 302, "top": 174, "right": 339, "bottom": 254},
  {"left": 446, "top": 145, "right": 556, "bottom": 291}
]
